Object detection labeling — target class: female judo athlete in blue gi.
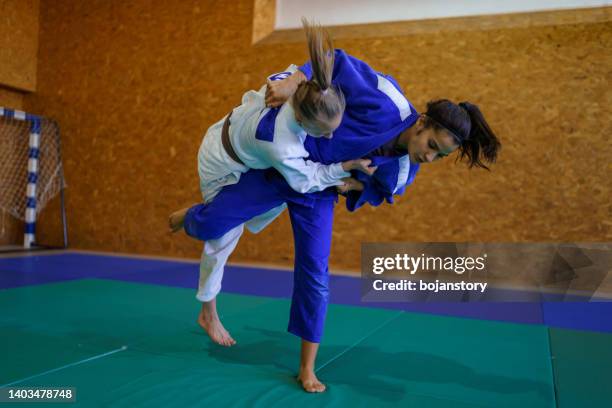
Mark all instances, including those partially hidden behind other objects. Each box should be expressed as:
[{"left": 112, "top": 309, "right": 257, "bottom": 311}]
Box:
[{"left": 170, "top": 24, "right": 501, "bottom": 393}]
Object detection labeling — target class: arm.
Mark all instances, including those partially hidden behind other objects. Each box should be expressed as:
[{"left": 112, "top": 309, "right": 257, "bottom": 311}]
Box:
[
  {"left": 273, "top": 158, "right": 350, "bottom": 194},
  {"left": 265, "top": 70, "right": 307, "bottom": 108},
  {"left": 265, "top": 49, "right": 362, "bottom": 107},
  {"left": 337, "top": 177, "right": 365, "bottom": 194},
  {"left": 273, "top": 155, "right": 377, "bottom": 194}
]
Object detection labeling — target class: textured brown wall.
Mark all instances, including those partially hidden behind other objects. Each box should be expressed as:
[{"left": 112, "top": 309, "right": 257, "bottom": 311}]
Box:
[
  {"left": 0, "top": 88, "right": 24, "bottom": 109},
  {"left": 0, "top": 0, "right": 39, "bottom": 91},
  {"left": 26, "top": 1, "right": 611, "bottom": 271},
  {"left": 0, "top": 0, "right": 38, "bottom": 246}
]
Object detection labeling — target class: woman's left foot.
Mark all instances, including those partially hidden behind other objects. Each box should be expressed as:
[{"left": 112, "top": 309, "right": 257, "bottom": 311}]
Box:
[
  {"left": 297, "top": 368, "right": 326, "bottom": 393},
  {"left": 168, "top": 207, "right": 189, "bottom": 232}
]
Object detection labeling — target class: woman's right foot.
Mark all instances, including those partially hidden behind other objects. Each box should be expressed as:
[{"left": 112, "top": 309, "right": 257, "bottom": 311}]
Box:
[
  {"left": 168, "top": 207, "right": 189, "bottom": 233},
  {"left": 197, "top": 301, "right": 236, "bottom": 347},
  {"left": 297, "top": 367, "right": 326, "bottom": 393}
]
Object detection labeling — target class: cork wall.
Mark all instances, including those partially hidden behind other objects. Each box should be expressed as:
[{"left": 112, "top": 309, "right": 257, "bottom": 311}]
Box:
[
  {"left": 0, "top": 0, "right": 39, "bottom": 91},
  {"left": 0, "top": 0, "right": 39, "bottom": 109},
  {"left": 26, "top": 1, "right": 611, "bottom": 271},
  {"left": 0, "top": 88, "right": 23, "bottom": 109},
  {"left": 0, "top": 0, "right": 39, "bottom": 246}
]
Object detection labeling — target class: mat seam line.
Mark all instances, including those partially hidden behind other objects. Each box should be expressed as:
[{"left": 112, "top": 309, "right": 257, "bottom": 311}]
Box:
[
  {"left": 540, "top": 299, "right": 559, "bottom": 408},
  {"left": 1, "top": 346, "right": 128, "bottom": 387},
  {"left": 315, "top": 310, "right": 405, "bottom": 374}
]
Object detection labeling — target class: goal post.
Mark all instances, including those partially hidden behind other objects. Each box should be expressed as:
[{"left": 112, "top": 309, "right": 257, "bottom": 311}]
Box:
[{"left": 0, "top": 107, "right": 68, "bottom": 251}]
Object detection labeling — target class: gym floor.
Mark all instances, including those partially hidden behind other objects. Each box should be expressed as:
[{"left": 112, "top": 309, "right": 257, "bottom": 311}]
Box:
[{"left": 1, "top": 251, "right": 611, "bottom": 407}]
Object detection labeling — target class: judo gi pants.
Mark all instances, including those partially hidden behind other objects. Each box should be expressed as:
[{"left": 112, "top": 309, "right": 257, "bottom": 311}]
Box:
[{"left": 184, "top": 170, "right": 335, "bottom": 343}]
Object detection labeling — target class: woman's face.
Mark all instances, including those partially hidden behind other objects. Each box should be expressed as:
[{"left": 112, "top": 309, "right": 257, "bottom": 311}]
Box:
[
  {"left": 296, "top": 112, "right": 342, "bottom": 139},
  {"left": 407, "top": 116, "right": 459, "bottom": 164}
]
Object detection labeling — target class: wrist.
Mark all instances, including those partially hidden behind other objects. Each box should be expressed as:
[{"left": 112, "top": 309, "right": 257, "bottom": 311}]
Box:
[
  {"left": 293, "top": 70, "right": 307, "bottom": 85},
  {"left": 341, "top": 161, "right": 354, "bottom": 171}
]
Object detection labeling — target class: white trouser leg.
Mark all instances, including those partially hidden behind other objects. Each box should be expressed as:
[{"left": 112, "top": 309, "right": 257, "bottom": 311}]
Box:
[{"left": 196, "top": 224, "right": 245, "bottom": 302}]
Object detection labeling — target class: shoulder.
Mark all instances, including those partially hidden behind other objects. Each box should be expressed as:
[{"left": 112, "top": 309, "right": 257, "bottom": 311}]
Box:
[
  {"left": 374, "top": 74, "right": 413, "bottom": 121},
  {"left": 333, "top": 49, "right": 372, "bottom": 72},
  {"left": 260, "top": 106, "right": 307, "bottom": 157}
]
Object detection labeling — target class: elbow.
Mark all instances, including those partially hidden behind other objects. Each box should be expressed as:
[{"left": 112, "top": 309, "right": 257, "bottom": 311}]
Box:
[
  {"left": 293, "top": 184, "right": 312, "bottom": 194},
  {"left": 288, "top": 179, "right": 314, "bottom": 194}
]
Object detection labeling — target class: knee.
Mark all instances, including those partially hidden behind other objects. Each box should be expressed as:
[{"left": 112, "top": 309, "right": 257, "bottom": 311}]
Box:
[{"left": 184, "top": 205, "right": 226, "bottom": 241}]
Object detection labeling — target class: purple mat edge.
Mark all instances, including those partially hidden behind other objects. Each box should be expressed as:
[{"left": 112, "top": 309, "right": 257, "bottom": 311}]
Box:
[{"left": 1, "top": 251, "right": 611, "bottom": 333}]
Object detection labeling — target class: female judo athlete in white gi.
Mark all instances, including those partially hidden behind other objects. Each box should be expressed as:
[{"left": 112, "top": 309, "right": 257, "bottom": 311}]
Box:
[
  {"left": 170, "top": 23, "right": 502, "bottom": 393},
  {"left": 182, "top": 21, "right": 374, "bottom": 211}
]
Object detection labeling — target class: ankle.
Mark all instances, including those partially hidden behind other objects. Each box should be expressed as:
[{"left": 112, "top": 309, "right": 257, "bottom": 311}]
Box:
[
  {"left": 299, "top": 364, "right": 315, "bottom": 373},
  {"left": 199, "top": 306, "right": 218, "bottom": 321}
]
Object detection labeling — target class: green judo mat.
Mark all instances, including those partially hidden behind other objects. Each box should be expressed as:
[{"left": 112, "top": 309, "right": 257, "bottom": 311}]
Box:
[{"left": 1, "top": 279, "right": 610, "bottom": 407}]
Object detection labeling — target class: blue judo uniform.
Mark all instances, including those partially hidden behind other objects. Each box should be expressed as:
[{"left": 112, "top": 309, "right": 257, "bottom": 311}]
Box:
[{"left": 184, "top": 50, "right": 421, "bottom": 342}]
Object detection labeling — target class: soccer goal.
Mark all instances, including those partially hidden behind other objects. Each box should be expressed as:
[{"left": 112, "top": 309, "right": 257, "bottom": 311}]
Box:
[{"left": 0, "top": 107, "right": 68, "bottom": 251}]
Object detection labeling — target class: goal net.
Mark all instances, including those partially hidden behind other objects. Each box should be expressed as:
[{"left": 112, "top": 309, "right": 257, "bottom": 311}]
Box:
[{"left": 0, "top": 107, "right": 66, "bottom": 249}]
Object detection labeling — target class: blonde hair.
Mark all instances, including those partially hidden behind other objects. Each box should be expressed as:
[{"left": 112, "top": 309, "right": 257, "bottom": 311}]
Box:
[{"left": 292, "top": 19, "right": 345, "bottom": 133}]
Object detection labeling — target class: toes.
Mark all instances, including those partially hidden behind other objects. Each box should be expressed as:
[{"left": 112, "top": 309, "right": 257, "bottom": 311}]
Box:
[
  {"left": 198, "top": 319, "right": 235, "bottom": 347},
  {"left": 299, "top": 378, "right": 326, "bottom": 393},
  {"left": 306, "top": 382, "right": 321, "bottom": 393},
  {"left": 209, "top": 330, "right": 228, "bottom": 347},
  {"left": 221, "top": 334, "right": 233, "bottom": 347},
  {"left": 218, "top": 328, "right": 236, "bottom": 346},
  {"left": 310, "top": 381, "right": 325, "bottom": 393}
]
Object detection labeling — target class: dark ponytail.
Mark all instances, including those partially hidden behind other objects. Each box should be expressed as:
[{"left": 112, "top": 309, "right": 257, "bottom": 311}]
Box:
[
  {"left": 292, "top": 19, "right": 345, "bottom": 132},
  {"left": 457, "top": 102, "right": 501, "bottom": 170},
  {"left": 424, "top": 99, "right": 501, "bottom": 170}
]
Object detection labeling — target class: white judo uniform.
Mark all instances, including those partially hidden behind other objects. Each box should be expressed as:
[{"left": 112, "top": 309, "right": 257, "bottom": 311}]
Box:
[{"left": 195, "top": 66, "right": 350, "bottom": 302}]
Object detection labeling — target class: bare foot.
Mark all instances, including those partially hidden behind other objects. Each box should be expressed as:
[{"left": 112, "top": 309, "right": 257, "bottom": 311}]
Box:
[
  {"left": 297, "top": 367, "right": 326, "bottom": 393},
  {"left": 168, "top": 207, "right": 189, "bottom": 233},
  {"left": 197, "top": 300, "right": 236, "bottom": 347}
]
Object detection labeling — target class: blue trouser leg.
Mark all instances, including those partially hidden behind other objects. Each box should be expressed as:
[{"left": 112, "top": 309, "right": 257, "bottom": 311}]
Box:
[
  {"left": 183, "top": 170, "right": 285, "bottom": 241},
  {"left": 183, "top": 168, "right": 336, "bottom": 343},
  {"left": 286, "top": 197, "right": 335, "bottom": 343}
]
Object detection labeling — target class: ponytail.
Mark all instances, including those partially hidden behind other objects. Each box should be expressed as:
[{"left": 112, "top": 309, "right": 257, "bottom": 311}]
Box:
[
  {"left": 292, "top": 19, "right": 345, "bottom": 133},
  {"left": 302, "top": 17, "right": 334, "bottom": 91},
  {"left": 457, "top": 102, "right": 501, "bottom": 170}
]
